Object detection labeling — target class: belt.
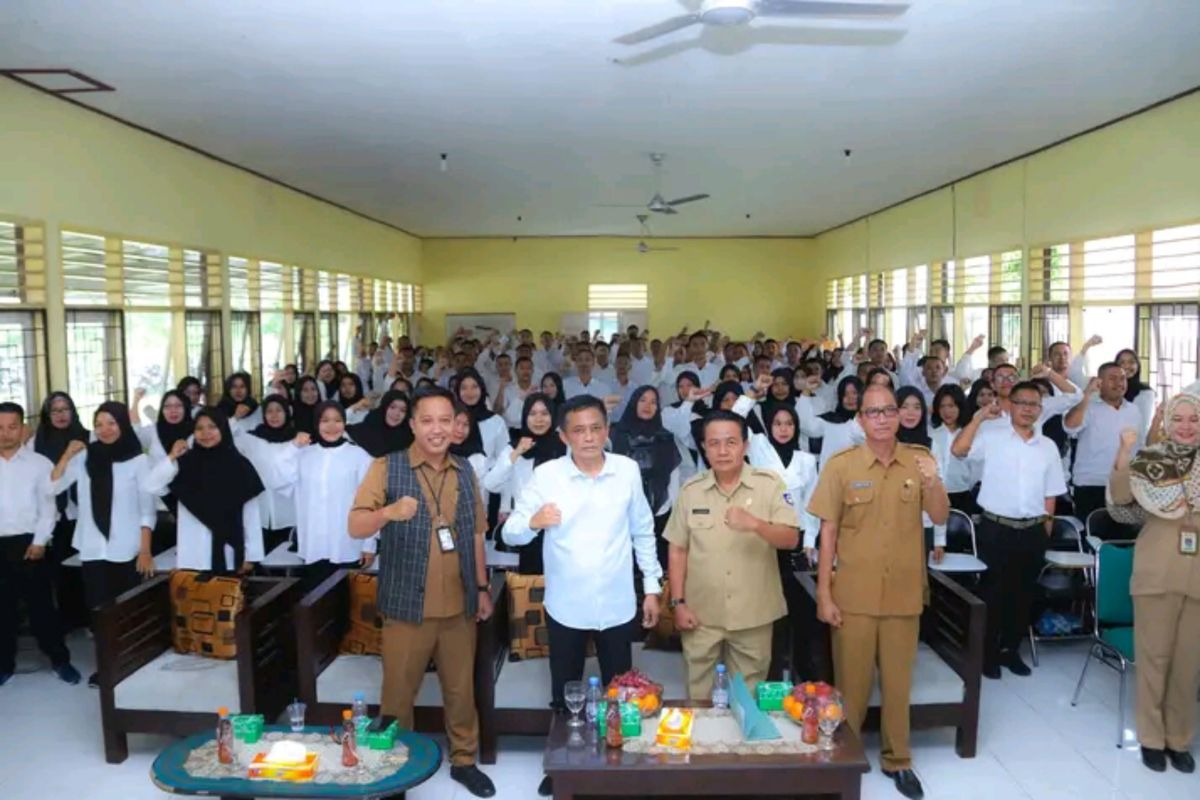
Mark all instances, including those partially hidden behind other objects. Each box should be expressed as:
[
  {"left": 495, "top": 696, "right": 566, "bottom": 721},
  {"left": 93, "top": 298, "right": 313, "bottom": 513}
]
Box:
[{"left": 982, "top": 511, "right": 1047, "bottom": 530}]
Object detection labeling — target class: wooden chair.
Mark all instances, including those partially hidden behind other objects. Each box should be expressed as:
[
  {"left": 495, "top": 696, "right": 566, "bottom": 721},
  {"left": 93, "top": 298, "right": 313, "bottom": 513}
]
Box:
[
  {"left": 293, "top": 569, "right": 505, "bottom": 764},
  {"left": 795, "top": 569, "right": 985, "bottom": 758},
  {"left": 94, "top": 574, "right": 301, "bottom": 764}
]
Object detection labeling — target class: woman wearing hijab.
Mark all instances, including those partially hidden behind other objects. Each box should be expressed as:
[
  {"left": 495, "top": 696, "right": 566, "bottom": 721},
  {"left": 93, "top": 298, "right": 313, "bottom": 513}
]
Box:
[
  {"left": 539, "top": 372, "right": 566, "bottom": 418},
  {"left": 798, "top": 375, "right": 866, "bottom": 471},
  {"left": 143, "top": 409, "right": 265, "bottom": 575},
  {"left": 127, "top": 389, "right": 195, "bottom": 553},
  {"left": 273, "top": 402, "right": 376, "bottom": 589},
  {"left": 1107, "top": 392, "right": 1200, "bottom": 774},
  {"left": 610, "top": 386, "right": 683, "bottom": 571},
  {"left": 930, "top": 384, "right": 981, "bottom": 514},
  {"left": 449, "top": 402, "right": 490, "bottom": 481},
  {"left": 1116, "top": 348, "right": 1156, "bottom": 441},
  {"left": 483, "top": 393, "right": 566, "bottom": 574},
  {"left": 315, "top": 359, "right": 339, "bottom": 401},
  {"left": 175, "top": 377, "right": 204, "bottom": 416},
  {"left": 234, "top": 394, "right": 298, "bottom": 554},
  {"left": 896, "top": 386, "right": 948, "bottom": 561},
  {"left": 216, "top": 371, "right": 261, "bottom": 432},
  {"left": 336, "top": 373, "right": 370, "bottom": 424},
  {"left": 661, "top": 370, "right": 706, "bottom": 480},
  {"left": 32, "top": 392, "right": 90, "bottom": 554},
  {"left": 456, "top": 366, "right": 509, "bottom": 469},
  {"left": 347, "top": 390, "right": 412, "bottom": 458},
  {"left": 291, "top": 376, "right": 322, "bottom": 436}
]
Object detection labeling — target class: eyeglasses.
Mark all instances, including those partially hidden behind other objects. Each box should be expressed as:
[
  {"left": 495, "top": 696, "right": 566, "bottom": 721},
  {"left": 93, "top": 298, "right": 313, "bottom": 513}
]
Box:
[
  {"left": 1011, "top": 399, "right": 1042, "bottom": 409},
  {"left": 862, "top": 406, "right": 899, "bottom": 419},
  {"left": 994, "top": 374, "right": 1018, "bottom": 384}
]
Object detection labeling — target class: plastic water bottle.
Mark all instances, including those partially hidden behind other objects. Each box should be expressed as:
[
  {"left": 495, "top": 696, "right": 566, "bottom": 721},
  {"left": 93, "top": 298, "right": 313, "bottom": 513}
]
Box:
[
  {"left": 352, "top": 692, "right": 368, "bottom": 727},
  {"left": 712, "top": 663, "right": 730, "bottom": 709},
  {"left": 585, "top": 676, "right": 602, "bottom": 726}
]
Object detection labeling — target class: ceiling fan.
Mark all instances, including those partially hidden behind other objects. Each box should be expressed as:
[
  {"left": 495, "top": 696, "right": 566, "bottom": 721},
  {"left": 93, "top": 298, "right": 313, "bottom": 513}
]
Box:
[
  {"left": 634, "top": 214, "right": 679, "bottom": 254},
  {"left": 614, "top": 0, "right": 910, "bottom": 45},
  {"left": 597, "top": 153, "right": 710, "bottom": 216}
]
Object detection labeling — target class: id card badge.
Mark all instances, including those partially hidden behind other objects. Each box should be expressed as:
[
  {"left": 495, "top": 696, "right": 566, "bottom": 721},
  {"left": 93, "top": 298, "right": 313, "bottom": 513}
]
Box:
[
  {"left": 436, "top": 526, "right": 456, "bottom": 553},
  {"left": 1180, "top": 527, "right": 1198, "bottom": 556}
]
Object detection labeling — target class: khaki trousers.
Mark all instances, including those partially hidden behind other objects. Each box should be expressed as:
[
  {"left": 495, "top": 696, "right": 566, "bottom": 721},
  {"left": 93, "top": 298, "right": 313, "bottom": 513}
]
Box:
[
  {"left": 381, "top": 614, "right": 478, "bottom": 766},
  {"left": 1133, "top": 592, "right": 1200, "bottom": 751},
  {"left": 833, "top": 613, "right": 919, "bottom": 772},
  {"left": 681, "top": 622, "right": 774, "bottom": 700}
]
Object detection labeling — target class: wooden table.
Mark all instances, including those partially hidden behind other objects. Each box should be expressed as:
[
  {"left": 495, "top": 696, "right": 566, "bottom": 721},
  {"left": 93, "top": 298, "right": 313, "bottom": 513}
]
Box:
[
  {"left": 151, "top": 725, "right": 441, "bottom": 800},
  {"left": 543, "top": 704, "right": 870, "bottom": 800}
]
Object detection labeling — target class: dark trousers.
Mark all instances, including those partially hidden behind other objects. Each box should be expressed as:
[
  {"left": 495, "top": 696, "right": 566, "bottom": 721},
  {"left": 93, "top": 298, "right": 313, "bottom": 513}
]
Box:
[
  {"left": 976, "top": 518, "right": 1047, "bottom": 663},
  {"left": 301, "top": 559, "right": 360, "bottom": 593},
  {"left": 653, "top": 513, "right": 670, "bottom": 573},
  {"left": 48, "top": 518, "right": 88, "bottom": 631},
  {"left": 517, "top": 531, "right": 544, "bottom": 576},
  {"left": 263, "top": 526, "right": 293, "bottom": 554},
  {"left": 1071, "top": 485, "right": 1107, "bottom": 528},
  {"left": 546, "top": 612, "right": 634, "bottom": 710},
  {"left": 0, "top": 534, "right": 71, "bottom": 672},
  {"left": 81, "top": 558, "right": 141, "bottom": 611},
  {"left": 948, "top": 489, "right": 981, "bottom": 515}
]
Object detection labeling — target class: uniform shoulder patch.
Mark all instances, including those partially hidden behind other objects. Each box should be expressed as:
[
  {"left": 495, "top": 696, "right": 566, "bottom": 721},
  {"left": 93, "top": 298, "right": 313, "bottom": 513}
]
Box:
[{"left": 681, "top": 472, "right": 708, "bottom": 490}]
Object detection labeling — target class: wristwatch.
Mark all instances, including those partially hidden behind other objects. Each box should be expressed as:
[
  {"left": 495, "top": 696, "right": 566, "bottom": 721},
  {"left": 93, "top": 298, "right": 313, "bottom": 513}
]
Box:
[{"left": 668, "top": 597, "right": 685, "bottom": 610}]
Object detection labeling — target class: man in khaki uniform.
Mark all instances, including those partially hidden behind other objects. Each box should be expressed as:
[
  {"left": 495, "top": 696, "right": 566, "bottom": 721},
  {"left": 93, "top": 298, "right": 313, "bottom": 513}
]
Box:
[
  {"left": 808, "top": 384, "right": 948, "bottom": 800},
  {"left": 665, "top": 409, "right": 800, "bottom": 699}
]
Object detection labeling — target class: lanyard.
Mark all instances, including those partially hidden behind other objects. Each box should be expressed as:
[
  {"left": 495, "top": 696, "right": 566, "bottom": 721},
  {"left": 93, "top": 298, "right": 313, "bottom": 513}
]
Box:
[{"left": 416, "top": 465, "right": 451, "bottom": 525}]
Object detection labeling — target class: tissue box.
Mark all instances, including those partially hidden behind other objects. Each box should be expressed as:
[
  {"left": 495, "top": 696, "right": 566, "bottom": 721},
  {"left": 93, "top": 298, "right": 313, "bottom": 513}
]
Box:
[
  {"left": 755, "top": 681, "right": 792, "bottom": 712},
  {"left": 654, "top": 708, "right": 694, "bottom": 751},
  {"left": 231, "top": 714, "right": 264, "bottom": 744},
  {"left": 248, "top": 751, "right": 318, "bottom": 781}
]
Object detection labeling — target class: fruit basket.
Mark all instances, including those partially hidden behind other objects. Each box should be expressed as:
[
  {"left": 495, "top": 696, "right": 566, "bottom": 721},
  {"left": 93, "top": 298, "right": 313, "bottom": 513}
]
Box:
[
  {"left": 608, "top": 668, "right": 663, "bottom": 718},
  {"left": 781, "top": 681, "right": 844, "bottom": 750}
]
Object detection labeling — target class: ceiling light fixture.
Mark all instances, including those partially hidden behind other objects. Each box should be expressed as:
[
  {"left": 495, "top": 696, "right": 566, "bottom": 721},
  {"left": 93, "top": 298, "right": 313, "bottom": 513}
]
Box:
[
  {"left": 440, "top": 153, "right": 448, "bottom": 172},
  {"left": 701, "top": 0, "right": 756, "bottom": 26}
]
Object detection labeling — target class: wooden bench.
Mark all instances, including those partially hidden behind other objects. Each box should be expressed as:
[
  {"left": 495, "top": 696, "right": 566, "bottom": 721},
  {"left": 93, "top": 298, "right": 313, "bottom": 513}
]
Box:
[
  {"left": 94, "top": 574, "right": 301, "bottom": 764},
  {"left": 795, "top": 569, "right": 984, "bottom": 758}
]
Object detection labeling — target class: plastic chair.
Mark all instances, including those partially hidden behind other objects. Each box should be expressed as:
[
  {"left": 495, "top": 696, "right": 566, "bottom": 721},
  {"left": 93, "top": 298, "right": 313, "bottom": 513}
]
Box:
[
  {"left": 1070, "top": 540, "right": 1136, "bottom": 748},
  {"left": 1029, "top": 516, "right": 1095, "bottom": 665},
  {"left": 1085, "top": 508, "right": 1141, "bottom": 548},
  {"left": 929, "top": 508, "right": 988, "bottom": 574}
]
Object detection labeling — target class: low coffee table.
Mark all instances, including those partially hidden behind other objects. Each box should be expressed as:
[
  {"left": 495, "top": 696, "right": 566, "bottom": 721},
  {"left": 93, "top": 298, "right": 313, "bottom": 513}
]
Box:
[
  {"left": 543, "top": 703, "right": 869, "bottom": 800},
  {"left": 152, "top": 725, "right": 441, "bottom": 800}
]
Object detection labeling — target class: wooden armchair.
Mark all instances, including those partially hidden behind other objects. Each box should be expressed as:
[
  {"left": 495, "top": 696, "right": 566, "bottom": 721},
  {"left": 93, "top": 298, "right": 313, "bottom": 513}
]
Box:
[
  {"left": 796, "top": 569, "right": 984, "bottom": 758},
  {"left": 95, "top": 574, "right": 301, "bottom": 764},
  {"left": 293, "top": 570, "right": 506, "bottom": 764}
]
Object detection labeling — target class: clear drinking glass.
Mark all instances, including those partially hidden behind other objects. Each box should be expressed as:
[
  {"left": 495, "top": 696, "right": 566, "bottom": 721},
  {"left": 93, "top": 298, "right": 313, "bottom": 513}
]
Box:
[
  {"left": 818, "top": 695, "right": 843, "bottom": 751},
  {"left": 564, "top": 681, "right": 586, "bottom": 729},
  {"left": 287, "top": 700, "right": 307, "bottom": 733}
]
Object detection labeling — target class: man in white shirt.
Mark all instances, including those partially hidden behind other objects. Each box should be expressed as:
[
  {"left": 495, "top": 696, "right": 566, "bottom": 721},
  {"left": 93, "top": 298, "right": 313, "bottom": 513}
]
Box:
[
  {"left": 628, "top": 336, "right": 656, "bottom": 387},
  {"left": 1063, "top": 363, "right": 1145, "bottom": 524},
  {"left": 609, "top": 352, "right": 639, "bottom": 419},
  {"left": 952, "top": 335, "right": 1008, "bottom": 383},
  {"left": 673, "top": 331, "right": 723, "bottom": 390},
  {"left": 562, "top": 346, "right": 613, "bottom": 400},
  {"left": 494, "top": 356, "right": 538, "bottom": 431},
  {"left": 592, "top": 341, "right": 617, "bottom": 387},
  {"left": 533, "top": 331, "right": 563, "bottom": 376},
  {"left": 985, "top": 363, "right": 1079, "bottom": 433},
  {"left": 0, "top": 402, "right": 80, "bottom": 686},
  {"left": 503, "top": 395, "right": 662, "bottom": 797},
  {"left": 952, "top": 381, "right": 1067, "bottom": 679}
]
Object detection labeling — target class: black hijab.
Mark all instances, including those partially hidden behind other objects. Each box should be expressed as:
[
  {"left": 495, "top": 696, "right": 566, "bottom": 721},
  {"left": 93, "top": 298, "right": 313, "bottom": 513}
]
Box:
[
  {"left": 1116, "top": 348, "right": 1152, "bottom": 403},
  {"left": 713, "top": 380, "right": 763, "bottom": 435},
  {"left": 176, "top": 376, "right": 203, "bottom": 407},
  {"left": 155, "top": 390, "right": 194, "bottom": 453},
  {"left": 292, "top": 376, "right": 321, "bottom": 435},
  {"left": 86, "top": 402, "right": 143, "bottom": 538},
  {"left": 313, "top": 400, "right": 350, "bottom": 448},
  {"left": 820, "top": 376, "right": 863, "bottom": 424},
  {"left": 216, "top": 372, "right": 258, "bottom": 419},
  {"left": 765, "top": 404, "right": 801, "bottom": 469},
  {"left": 670, "top": 370, "right": 704, "bottom": 413},
  {"left": 511, "top": 393, "right": 566, "bottom": 467},
  {"left": 348, "top": 390, "right": 413, "bottom": 457},
  {"left": 895, "top": 386, "right": 932, "bottom": 448},
  {"left": 35, "top": 392, "right": 89, "bottom": 513},
  {"left": 611, "top": 386, "right": 681, "bottom": 512},
  {"left": 169, "top": 408, "right": 264, "bottom": 574},
  {"left": 761, "top": 367, "right": 797, "bottom": 424},
  {"left": 450, "top": 409, "right": 485, "bottom": 459},
  {"left": 540, "top": 372, "right": 566, "bottom": 418},
  {"left": 315, "top": 360, "right": 339, "bottom": 400},
  {"left": 456, "top": 367, "right": 496, "bottom": 422},
  {"left": 337, "top": 374, "right": 365, "bottom": 409},
  {"left": 249, "top": 394, "right": 295, "bottom": 443}
]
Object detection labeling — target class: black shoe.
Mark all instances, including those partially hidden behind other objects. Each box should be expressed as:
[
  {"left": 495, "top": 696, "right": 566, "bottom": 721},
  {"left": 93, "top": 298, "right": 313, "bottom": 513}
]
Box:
[
  {"left": 882, "top": 768, "right": 924, "bottom": 799},
  {"left": 537, "top": 774, "right": 553, "bottom": 796},
  {"left": 449, "top": 765, "right": 495, "bottom": 798},
  {"left": 983, "top": 662, "right": 1001, "bottom": 680},
  {"left": 0, "top": 672, "right": 12, "bottom": 687},
  {"left": 1002, "top": 651, "right": 1032, "bottom": 677},
  {"left": 1166, "top": 748, "right": 1196, "bottom": 773},
  {"left": 87, "top": 672, "right": 99, "bottom": 688},
  {"left": 53, "top": 663, "right": 82, "bottom": 685},
  {"left": 1141, "top": 747, "right": 1167, "bottom": 772}
]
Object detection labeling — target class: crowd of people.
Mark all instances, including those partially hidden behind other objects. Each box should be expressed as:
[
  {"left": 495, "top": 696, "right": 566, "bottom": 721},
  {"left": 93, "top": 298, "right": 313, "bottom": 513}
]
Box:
[{"left": 1, "top": 321, "right": 1198, "bottom": 798}]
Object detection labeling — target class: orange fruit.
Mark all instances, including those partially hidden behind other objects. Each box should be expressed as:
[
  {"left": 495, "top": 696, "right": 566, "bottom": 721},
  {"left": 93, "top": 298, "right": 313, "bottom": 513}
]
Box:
[
  {"left": 783, "top": 696, "right": 796, "bottom": 713},
  {"left": 644, "top": 695, "right": 661, "bottom": 713}
]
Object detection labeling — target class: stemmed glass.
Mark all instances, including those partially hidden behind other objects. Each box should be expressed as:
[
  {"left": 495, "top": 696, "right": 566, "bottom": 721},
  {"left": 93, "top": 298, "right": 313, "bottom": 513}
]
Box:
[
  {"left": 817, "top": 692, "right": 844, "bottom": 751},
  {"left": 564, "top": 681, "right": 587, "bottom": 729}
]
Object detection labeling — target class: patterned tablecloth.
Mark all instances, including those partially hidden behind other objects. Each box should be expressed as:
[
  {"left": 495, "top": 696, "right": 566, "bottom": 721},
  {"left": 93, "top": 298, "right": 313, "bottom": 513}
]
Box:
[
  {"left": 183, "top": 731, "right": 409, "bottom": 785},
  {"left": 620, "top": 708, "right": 821, "bottom": 756}
]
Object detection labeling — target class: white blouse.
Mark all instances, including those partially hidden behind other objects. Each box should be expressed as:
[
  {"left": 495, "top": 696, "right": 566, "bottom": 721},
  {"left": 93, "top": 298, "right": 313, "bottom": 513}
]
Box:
[
  {"left": 660, "top": 404, "right": 701, "bottom": 482},
  {"left": 796, "top": 395, "right": 865, "bottom": 471},
  {"left": 482, "top": 444, "right": 538, "bottom": 514},
  {"left": 744, "top": 433, "right": 821, "bottom": 549},
  {"left": 930, "top": 424, "right": 980, "bottom": 494},
  {"left": 234, "top": 432, "right": 298, "bottom": 530},
  {"left": 142, "top": 457, "right": 265, "bottom": 571},
  {"left": 274, "top": 442, "right": 377, "bottom": 564},
  {"left": 54, "top": 452, "right": 157, "bottom": 563}
]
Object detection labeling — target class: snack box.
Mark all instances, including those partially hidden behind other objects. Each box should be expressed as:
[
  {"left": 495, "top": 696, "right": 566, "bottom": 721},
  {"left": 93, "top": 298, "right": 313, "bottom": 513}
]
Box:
[
  {"left": 654, "top": 708, "right": 694, "bottom": 751},
  {"left": 364, "top": 719, "right": 399, "bottom": 751},
  {"left": 231, "top": 713, "right": 264, "bottom": 744},
  {"left": 755, "top": 681, "right": 792, "bottom": 712},
  {"left": 596, "top": 701, "right": 643, "bottom": 739},
  {"left": 248, "top": 751, "right": 318, "bottom": 781}
]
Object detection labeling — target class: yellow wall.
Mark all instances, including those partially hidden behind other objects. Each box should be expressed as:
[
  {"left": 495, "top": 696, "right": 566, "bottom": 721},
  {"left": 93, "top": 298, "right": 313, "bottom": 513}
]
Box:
[
  {"left": 814, "top": 91, "right": 1200, "bottom": 276},
  {"left": 0, "top": 78, "right": 421, "bottom": 279},
  {"left": 421, "top": 237, "right": 816, "bottom": 340}
]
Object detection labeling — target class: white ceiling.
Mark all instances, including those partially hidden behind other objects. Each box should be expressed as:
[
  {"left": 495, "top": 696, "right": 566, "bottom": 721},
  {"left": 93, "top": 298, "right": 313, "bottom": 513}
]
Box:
[{"left": 4, "top": 0, "right": 1200, "bottom": 237}]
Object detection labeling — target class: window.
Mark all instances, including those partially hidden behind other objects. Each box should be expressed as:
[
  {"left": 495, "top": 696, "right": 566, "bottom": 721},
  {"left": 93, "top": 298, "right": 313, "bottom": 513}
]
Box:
[
  {"left": 929, "top": 306, "right": 954, "bottom": 353},
  {"left": 318, "top": 312, "right": 337, "bottom": 361},
  {"left": 62, "top": 231, "right": 113, "bottom": 306},
  {"left": 228, "top": 257, "right": 252, "bottom": 310},
  {"left": 1151, "top": 224, "right": 1200, "bottom": 300},
  {"left": 587, "top": 311, "right": 621, "bottom": 340},
  {"left": 258, "top": 261, "right": 286, "bottom": 381},
  {"left": 66, "top": 310, "right": 126, "bottom": 421},
  {"left": 588, "top": 283, "right": 648, "bottom": 310},
  {"left": 0, "top": 221, "right": 47, "bottom": 307},
  {"left": 1137, "top": 303, "right": 1199, "bottom": 400},
  {"left": 0, "top": 311, "right": 48, "bottom": 416},
  {"left": 122, "top": 240, "right": 172, "bottom": 307},
  {"left": 1027, "top": 305, "right": 1069, "bottom": 364},
  {"left": 1083, "top": 235, "right": 1136, "bottom": 302},
  {"left": 989, "top": 305, "right": 1022, "bottom": 364},
  {"left": 931, "top": 251, "right": 1023, "bottom": 366},
  {"left": 230, "top": 311, "right": 263, "bottom": 394},
  {"left": 1080, "top": 306, "right": 1136, "bottom": 367},
  {"left": 825, "top": 274, "right": 867, "bottom": 342},
  {"left": 292, "top": 312, "right": 317, "bottom": 375},
  {"left": 185, "top": 310, "right": 223, "bottom": 398},
  {"left": 125, "top": 311, "right": 174, "bottom": 414},
  {"left": 184, "top": 249, "right": 220, "bottom": 309}
]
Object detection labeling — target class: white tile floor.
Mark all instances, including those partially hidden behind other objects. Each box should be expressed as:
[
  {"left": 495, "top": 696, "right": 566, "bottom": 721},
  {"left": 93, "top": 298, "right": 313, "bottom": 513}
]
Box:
[{"left": 1, "top": 631, "right": 1197, "bottom": 799}]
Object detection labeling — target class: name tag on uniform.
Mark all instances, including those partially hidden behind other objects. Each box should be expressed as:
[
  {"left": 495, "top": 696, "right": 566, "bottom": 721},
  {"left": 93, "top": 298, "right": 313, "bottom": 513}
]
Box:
[
  {"left": 692, "top": 508, "right": 710, "bottom": 515},
  {"left": 1181, "top": 527, "right": 1198, "bottom": 556},
  {"left": 851, "top": 481, "right": 873, "bottom": 489},
  {"left": 437, "top": 526, "right": 456, "bottom": 553}
]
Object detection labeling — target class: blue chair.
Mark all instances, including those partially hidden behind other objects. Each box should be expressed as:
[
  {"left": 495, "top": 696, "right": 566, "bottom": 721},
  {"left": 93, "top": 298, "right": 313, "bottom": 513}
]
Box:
[{"left": 1070, "top": 540, "right": 1136, "bottom": 748}]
